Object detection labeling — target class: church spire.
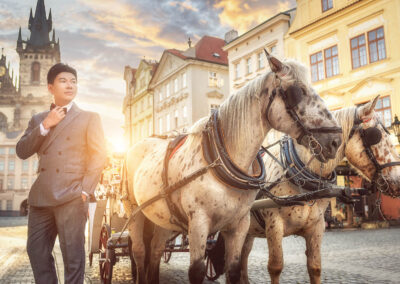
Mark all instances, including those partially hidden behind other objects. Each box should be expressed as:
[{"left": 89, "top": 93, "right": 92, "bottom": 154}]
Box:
[
  {"left": 27, "top": 0, "right": 51, "bottom": 48},
  {"left": 48, "top": 8, "right": 52, "bottom": 31},
  {"left": 17, "top": 27, "right": 23, "bottom": 51}
]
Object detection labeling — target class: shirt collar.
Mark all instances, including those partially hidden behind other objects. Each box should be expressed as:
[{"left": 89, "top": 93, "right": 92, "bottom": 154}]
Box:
[{"left": 54, "top": 101, "right": 74, "bottom": 112}]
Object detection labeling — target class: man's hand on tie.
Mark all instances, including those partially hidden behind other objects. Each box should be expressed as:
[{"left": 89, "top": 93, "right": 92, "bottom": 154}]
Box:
[{"left": 42, "top": 106, "right": 66, "bottom": 129}]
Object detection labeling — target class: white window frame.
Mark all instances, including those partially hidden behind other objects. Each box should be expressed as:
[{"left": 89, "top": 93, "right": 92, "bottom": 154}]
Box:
[{"left": 182, "top": 73, "right": 187, "bottom": 88}]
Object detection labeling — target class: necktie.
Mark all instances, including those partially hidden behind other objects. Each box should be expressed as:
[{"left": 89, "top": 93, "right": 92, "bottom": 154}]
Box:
[{"left": 50, "top": 103, "right": 67, "bottom": 114}]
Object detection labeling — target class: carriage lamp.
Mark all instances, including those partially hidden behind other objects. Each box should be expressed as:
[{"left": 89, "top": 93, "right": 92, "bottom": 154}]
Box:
[{"left": 391, "top": 115, "right": 400, "bottom": 143}]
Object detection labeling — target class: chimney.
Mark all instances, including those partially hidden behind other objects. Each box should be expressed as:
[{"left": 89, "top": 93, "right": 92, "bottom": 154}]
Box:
[{"left": 224, "top": 29, "right": 238, "bottom": 43}]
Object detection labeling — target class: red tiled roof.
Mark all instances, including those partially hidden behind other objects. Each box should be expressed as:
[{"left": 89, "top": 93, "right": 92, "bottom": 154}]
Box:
[
  {"left": 165, "top": 36, "right": 228, "bottom": 65},
  {"left": 194, "top": 35, "right": 228, "bottom": 65},
  {"left": 167, "top": 48, "right": 187, "bottom": 60}
]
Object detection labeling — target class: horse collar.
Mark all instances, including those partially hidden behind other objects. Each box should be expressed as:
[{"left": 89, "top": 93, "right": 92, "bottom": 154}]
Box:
[{"left": 202, "top": 111, "right": 266, "bottom": 190}]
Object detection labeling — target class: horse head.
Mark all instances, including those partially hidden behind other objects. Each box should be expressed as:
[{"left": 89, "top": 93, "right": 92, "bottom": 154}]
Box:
[
  {"left": 263, "top": 51, "right": 342, "bottom": 162},
  {"left": 345, "top": 95, "right": 400, "bottom": 198}
]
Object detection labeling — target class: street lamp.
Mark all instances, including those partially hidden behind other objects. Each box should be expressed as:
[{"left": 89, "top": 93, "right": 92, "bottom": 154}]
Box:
[{"left": 391, "top": 115, "right": 400, "bottom": 143}]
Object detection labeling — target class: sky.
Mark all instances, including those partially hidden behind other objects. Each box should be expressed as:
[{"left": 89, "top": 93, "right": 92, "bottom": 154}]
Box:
[{"left": 0, "top": 0, "right": 296, "bottom": 151}]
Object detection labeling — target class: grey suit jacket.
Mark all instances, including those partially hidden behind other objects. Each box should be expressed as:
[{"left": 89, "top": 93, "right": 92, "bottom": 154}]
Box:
[{"left": 16, "top": 103, "right": 107, "bottom": 207}]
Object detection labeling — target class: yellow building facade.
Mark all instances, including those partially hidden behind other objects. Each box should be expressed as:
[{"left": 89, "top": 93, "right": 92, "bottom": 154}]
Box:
[
  {"left": 285, "top": 0, "right": 400, "bottom": 147},
  {"left": 122, "top": 59, "right": 158, "bottom": 147}
]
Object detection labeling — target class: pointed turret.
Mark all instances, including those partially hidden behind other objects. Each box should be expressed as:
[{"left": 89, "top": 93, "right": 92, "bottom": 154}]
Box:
[
  {"left": 17, "top": 27, "right": 23, "bottom": 51},
  {"left": 47, "top": 8, "right": 52, "bottom": 31},
  {"left": 52, "top": 29, "right": 55, "bottom": 42},
  {"left": 28, "top": 8, "right": 33, "bottom": 30}
]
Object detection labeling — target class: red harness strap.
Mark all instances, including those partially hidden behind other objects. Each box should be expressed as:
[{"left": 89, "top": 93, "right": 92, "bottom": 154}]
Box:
[{"left": 169, "top": 136, "right": 188, "bottom": 160}]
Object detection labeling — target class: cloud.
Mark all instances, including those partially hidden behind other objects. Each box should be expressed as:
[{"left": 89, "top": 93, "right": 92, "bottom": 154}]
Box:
[{"left": 214, "top": 0, "right": 296, "bottom": 33}]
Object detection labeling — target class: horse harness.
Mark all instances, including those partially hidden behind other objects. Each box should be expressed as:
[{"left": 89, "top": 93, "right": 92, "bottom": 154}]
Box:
[
  {"left": 348, "top": 109, "right": 400, "bottom": 198},
  {"left": 265, "top": 84, "right": 342, "bottom": 152},
  {"left": 251, "top": 136, "right": 338, "bottom": 229}
]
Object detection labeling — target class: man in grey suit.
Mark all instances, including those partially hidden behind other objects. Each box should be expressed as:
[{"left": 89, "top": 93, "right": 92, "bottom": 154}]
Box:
[{"left": 16, "top": 63, "right": 107, "bottom": 284}]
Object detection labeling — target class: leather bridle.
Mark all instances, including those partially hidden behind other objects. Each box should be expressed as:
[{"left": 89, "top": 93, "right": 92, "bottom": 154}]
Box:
[
  {"left": 349, "top": 109, "right": 400, "bottom": 198},
  {"left": 265, "top": 83, "right": 342, "bottom": 157}
]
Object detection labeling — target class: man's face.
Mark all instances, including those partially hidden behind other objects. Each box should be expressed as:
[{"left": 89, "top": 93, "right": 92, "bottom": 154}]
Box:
[{"left": 48, "top": 72, "right": 77, "bottom": 105}]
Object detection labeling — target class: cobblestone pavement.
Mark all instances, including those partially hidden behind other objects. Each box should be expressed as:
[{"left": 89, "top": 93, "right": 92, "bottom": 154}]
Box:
[{"left": 1, "top": 224, "right": 399, "bottom": 283}]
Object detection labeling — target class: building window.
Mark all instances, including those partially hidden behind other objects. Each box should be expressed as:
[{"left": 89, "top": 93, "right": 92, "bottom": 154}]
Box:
[
  {"left": 209, "top": 72, "right": 218, "bottom": 87},
  {"left": 31, "top": 62, "right": 40, "bottom": 83},
  {"left": 210, "top": 104, "right": 220, "bottom": 114},
  {"left": 310, "top": 51, "right": 324, "bottom": 82},
  {"left": 368, "top": 27, "right": 386, "bottom": 63},
  {"left": 7, "top": 178, "right": 14, "bottom": 190},
  {"left": 166, "top": 114, "right": 171, "bottom": 132},
  {"left": 324, "top": 45, "right": 339, "bottom": 78},
  {"left": 22, "top": 160, "right": 29, "bottom": 172},
  {"left": 174, "top": 110, "right": 179, "bottom": 128},
  {"left": 0, "top": 148, "right": 5, "bottom": 155},
  {"left": 234, "top": 63, "right": 240, "bottom": 79},
  {"left": 166, "top": 83, "right": 170, "bottom": 98},
  {"left": 159, "top": 91, "right": 163, "bottom": 102},
  {"left": 0, "top": 161, "right": 4, "bottom": 171},
  {"left": 6, "top": 200, "right": 12, "bottom": 210},
  {"left": 375, "top": 96, "right": 391, "bottom": 127},
  {"left": 257, "top": 52, "right": 264, "bottom": 70},
  {"left": 8, "top": 160, "right": 15, "bottom": 172},
  {"left": 159, "top": 118, "right": 163, "bottom": 134},
  {"left": 322, "top": 0, "right": 333, "bottom": 12},
  {"left": 351, "top": 34, "right": 367, "bottom": 69},
  {"left": 246, "top": 57, "right": 252, "bottom": 74},
  {"left": 270, "top": 45, "right": 277, "bottom": 54},
  {"left": 174, "top": 78, "right": 178, "bottom": 93},
  {"left": 8, "top": 148, "right": 15, "bottom": 155},
  {"left": 182, "top": 73, "right": 187, "bottom": 88},
  {"left": 21, "top": 177, "right": 29, "bottom": 190}
]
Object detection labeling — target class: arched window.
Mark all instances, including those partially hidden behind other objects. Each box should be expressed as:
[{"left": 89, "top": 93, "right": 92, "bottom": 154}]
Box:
[{"left": 31, "top": 62, "right": 40, "bottom": 84}]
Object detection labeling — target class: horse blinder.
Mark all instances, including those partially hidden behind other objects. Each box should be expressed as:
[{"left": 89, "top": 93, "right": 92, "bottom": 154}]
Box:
[{"left": 361, "top": 127, "right": 382, "bottom": 147}]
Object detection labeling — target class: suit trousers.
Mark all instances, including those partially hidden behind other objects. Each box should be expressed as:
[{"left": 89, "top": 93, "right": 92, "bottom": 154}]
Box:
[{"left": 27, "top": 197, "right": 88, "bottom": 284}]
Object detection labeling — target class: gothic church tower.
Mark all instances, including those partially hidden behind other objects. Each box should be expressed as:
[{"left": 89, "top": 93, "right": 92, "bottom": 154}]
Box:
[{"left": 16, "top": 0, "right": 60, "bottom": 128}]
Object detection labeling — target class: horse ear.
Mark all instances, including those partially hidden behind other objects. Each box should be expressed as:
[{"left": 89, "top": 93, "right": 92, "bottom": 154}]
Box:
[
  {"left": 264, "top": 49, "right": 285, "bottom": 74},
  {"left": 357, "top": 95, "right": 380, "bottom": 121}
]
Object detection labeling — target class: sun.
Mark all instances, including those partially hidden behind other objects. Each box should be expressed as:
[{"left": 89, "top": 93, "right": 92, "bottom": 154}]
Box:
[{"left": 110, "top": 138, "right": 128, "bottom": 154}]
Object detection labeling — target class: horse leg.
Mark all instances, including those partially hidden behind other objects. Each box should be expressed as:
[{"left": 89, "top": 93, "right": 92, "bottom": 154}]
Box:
[
  {"left": 266, "top": 225, "right": 284, "bottom": 284},
  {"left": 146, "top": 226, "right": 172, "bottom": 284},
  {"left": 128, "top": 211, "right": 148, "bottom": 284},
  {"left": 188, "top": 211, "right": 210, "bottom": 284},
  {"left": 221, "top": 214, "right": 250, "bottom": 284},
  {"left": 239, "top": 234, "right": 255, "bottom": 284},
  {"left": 304, "top": 221, "right": 324, "bottom": 284}
]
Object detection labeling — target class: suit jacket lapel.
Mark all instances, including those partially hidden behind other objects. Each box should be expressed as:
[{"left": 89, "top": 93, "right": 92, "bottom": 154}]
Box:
[{"left": 40, "top": 103, "right": 82, "bottom": 152}]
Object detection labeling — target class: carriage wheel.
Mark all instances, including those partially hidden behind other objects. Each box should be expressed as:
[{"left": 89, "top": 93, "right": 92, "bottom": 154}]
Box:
[
  {"left": 99, "top": 224, "right": 113, "bottom": 284},
  {"left": 205, "top": 254, "right": 219, "bottom": 281},
  {"left": 128, "top": 237, "right": 137, "bottom": 280},
  {"left": 163, "top": 250, "right": 172, "bottom": 263},
  {"left": 163, "top": 237, "right": 175, "bottom": 263}
]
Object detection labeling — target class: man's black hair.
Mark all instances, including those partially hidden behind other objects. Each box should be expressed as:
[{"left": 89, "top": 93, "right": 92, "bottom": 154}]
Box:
[{"left": 47, "top": 63, "right": 77, "bottom": 84}]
